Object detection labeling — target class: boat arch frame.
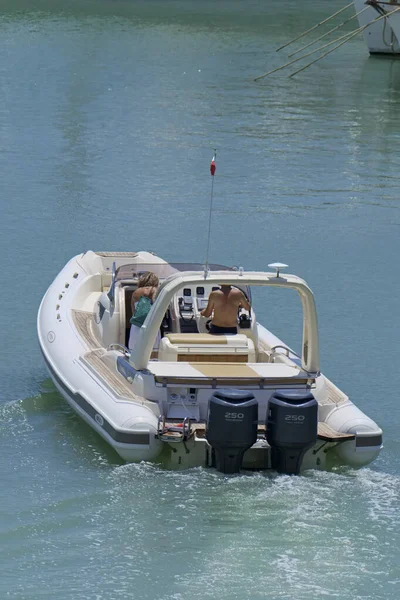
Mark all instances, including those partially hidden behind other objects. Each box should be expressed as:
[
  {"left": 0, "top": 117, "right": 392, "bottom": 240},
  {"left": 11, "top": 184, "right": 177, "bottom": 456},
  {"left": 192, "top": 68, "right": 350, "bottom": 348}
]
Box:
[{"left": 129, "top": 270, "right": 320, "bottom": 374}]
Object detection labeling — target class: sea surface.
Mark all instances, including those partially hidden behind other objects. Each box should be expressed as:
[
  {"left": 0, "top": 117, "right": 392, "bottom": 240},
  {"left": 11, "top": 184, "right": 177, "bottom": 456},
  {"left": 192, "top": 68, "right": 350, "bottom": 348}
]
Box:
[{"left": 1, "top": 1, "right": 399, "bottom": 598}]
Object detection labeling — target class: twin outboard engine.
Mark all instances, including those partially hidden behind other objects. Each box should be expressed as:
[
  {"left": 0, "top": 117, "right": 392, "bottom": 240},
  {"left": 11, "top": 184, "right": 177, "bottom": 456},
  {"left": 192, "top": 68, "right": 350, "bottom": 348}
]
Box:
[
  {"left": 206, "top": 388, "right": 318, "bottom": 475},
  {"left": 266, "top": 390, "right": 318, "bottom": 475},
  {"left": 206, "top": 389, "right": 258, "bottom": 474}
]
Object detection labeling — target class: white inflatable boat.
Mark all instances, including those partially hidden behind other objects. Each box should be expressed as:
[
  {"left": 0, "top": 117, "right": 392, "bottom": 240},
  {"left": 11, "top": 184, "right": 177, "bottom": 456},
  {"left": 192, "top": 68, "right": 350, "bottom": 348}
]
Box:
[{"left": 37, "top": 251, "right": 382, "bottom": 474}]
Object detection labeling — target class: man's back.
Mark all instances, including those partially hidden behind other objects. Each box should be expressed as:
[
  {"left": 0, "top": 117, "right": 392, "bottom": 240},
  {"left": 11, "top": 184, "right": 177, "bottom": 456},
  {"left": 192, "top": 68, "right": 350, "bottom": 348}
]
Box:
[{"left": 205, "top": 286, "right": 250, "bottom": 328}]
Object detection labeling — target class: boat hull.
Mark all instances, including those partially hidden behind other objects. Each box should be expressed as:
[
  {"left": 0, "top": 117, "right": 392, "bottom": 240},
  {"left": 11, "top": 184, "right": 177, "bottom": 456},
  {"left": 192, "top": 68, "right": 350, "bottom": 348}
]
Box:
[
  {"left": 355, "top": 0, "right": 400, "bottom": 54},
  {"left": 37, "top": 251, "right": 382, "bottom": 473}
]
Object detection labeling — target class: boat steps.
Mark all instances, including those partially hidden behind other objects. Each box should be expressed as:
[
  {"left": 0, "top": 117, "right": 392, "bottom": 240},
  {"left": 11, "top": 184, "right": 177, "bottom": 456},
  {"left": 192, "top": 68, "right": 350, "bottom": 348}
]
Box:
[
  {"left": 81, "top": 349, "right": 142, "bottom": 402},
  {"left": 319, "top": 377, "right": 348, "bottom": 406},
  {"left": 317, "top": 422, "right": 354, "bottom": 442}
]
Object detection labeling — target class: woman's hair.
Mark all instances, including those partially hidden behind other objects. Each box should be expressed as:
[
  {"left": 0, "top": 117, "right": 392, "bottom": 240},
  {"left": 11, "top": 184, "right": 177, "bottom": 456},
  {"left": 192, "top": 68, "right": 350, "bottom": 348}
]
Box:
[{"left": 138, "top": 271, "right": 159, "bottom": 288}]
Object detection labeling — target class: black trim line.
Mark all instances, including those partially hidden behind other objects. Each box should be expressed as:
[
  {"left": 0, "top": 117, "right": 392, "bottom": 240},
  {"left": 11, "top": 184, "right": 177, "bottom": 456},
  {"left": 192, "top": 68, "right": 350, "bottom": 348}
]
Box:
[
  {"left": 40, "top": 349, "right": 150, "bottom": 445},
  {"left": 356, "top": 435, "right": 383, "bottom": 448}
]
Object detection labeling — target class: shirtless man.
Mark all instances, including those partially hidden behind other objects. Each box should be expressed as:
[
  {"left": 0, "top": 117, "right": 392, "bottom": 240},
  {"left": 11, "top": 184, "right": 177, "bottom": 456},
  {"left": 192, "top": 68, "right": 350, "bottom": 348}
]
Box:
[{"left": 200, "top": 285, "right": 251, "bottom": 335}]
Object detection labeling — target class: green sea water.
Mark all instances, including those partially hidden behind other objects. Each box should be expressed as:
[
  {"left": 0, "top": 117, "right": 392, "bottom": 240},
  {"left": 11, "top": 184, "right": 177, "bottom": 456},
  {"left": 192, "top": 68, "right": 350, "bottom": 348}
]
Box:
[{"left": 1, "top": 1, "right": 399, "bottom": 598}]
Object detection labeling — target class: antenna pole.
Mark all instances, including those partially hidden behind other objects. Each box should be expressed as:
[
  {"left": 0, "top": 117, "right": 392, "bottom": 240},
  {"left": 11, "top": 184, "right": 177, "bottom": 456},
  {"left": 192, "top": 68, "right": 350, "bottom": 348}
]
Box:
[{"left": 204, "top": 150, "right": 217, "bottom": 278}]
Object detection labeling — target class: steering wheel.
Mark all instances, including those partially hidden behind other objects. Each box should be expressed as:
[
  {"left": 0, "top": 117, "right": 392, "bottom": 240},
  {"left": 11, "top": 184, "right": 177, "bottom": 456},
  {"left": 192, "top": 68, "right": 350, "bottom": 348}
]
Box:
[{"left": 238, "top": 306, "right": 251, "bottom": 327}]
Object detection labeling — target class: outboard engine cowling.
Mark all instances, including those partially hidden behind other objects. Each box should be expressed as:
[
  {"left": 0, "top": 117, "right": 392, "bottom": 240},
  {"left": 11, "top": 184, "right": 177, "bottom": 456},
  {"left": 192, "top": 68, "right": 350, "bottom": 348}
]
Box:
[
  {"left": 206, "top": 389, "right": 258, "bottom": 474},
  {"left": 266, "top": 390, "right": 318, "bottom": 475}
]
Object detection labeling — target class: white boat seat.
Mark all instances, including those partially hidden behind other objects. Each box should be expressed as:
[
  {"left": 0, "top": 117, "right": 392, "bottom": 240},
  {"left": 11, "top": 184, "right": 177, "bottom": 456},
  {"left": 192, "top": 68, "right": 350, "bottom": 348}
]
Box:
[{"left": 158, "top": 333, "right": 256, "bottom": 363}]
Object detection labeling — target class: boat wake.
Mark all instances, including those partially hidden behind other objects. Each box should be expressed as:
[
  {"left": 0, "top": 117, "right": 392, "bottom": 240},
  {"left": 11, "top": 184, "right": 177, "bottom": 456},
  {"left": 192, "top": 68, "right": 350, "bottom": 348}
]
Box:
[{"left": 104, "top": 463, "right": 400, "bottom": 600}]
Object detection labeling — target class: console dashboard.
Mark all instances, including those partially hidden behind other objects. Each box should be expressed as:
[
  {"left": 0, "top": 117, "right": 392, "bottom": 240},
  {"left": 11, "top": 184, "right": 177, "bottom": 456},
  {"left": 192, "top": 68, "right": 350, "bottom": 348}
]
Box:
[
  {"left": 175, "top": 286, "right": 209, "bottom": 333},
  {"left": 172, "top": 284, "right": 251, "bottom": 334}
]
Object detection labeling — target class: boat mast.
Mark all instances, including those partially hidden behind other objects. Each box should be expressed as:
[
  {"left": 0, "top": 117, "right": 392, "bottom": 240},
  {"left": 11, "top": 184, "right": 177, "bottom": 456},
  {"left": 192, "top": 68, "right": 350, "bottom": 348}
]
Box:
[{"left": 204, "top": 150, "right": 216, "bottom": 279}]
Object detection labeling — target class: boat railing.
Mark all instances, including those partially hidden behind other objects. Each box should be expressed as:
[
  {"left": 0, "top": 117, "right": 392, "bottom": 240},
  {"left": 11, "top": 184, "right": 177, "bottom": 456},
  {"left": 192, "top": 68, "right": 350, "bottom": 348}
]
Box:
[
  {"left": 107, "top": 342, "right": 131, "bottom": 358},
  {"left": 270, "top": 344, "right": 301, "bottom": 359}
]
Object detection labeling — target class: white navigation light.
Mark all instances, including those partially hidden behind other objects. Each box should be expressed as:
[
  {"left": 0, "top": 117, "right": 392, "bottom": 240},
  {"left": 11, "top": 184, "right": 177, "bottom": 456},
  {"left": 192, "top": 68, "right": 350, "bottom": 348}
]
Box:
[{"left": 268, "top": 262, "right": 288, "bottom": 278}]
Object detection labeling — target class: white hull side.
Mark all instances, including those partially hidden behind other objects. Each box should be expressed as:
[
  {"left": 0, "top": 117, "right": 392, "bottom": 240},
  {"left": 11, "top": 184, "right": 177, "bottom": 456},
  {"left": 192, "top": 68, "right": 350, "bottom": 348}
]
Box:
[
  {"left": 355, "top": 0, "right": 400, "bottom": 54},
  {"left": 43, "top": 356, "right": 162, "bottom": 463}
]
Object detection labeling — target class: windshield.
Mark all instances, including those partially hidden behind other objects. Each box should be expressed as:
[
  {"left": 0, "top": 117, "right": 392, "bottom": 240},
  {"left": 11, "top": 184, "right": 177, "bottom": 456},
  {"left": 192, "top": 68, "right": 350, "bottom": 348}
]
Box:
[{"left": 115, "top": 262, "right": 234, "bottom": 282}]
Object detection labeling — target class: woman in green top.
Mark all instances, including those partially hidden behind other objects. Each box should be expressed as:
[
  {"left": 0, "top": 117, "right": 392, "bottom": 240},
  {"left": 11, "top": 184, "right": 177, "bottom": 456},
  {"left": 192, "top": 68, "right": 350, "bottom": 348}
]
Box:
[{"left": 128, "top": 271, "right": 160, "bottom": 351}]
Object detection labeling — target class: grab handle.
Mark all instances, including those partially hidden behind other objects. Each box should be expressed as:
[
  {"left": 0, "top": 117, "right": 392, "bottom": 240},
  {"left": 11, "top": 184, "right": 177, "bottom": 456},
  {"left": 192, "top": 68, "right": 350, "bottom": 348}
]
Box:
[{"left": 107, "top": 343, "right": 131, "bottom": 357}]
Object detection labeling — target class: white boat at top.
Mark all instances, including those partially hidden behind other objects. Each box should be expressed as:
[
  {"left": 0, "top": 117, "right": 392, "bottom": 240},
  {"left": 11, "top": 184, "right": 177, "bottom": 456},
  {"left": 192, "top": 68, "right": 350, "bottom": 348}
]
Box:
[
  {"left": 355, "top": 0, "right": 400, "bottom": 53},
  {"left": 37, "top": 251, "right": 382, "bottom": 474}
]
